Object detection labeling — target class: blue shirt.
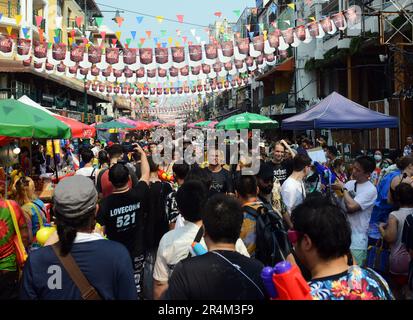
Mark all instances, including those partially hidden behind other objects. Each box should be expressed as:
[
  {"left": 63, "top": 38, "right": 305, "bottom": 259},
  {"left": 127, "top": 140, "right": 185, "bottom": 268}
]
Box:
[{"left": 20, "top": 239, "right": 137, "bottom": 300}]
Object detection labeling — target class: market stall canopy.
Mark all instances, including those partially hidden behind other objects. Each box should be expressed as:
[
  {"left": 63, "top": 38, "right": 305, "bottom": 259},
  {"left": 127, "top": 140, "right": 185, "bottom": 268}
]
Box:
[
  {"left": 0, "top": 99, "right": 71, "bottom": 138},
  {"left": 216, "top": 112, "right": 279, "bottom": 130},
  {"left": 18, "top": 96, "right": 95, "bottom": 139},
  {"left": 95, "top": 120, "right": 135, "bottom": 130},
  {"left": 282, "top": 91, "right": 399, "bottom": 130},
  {"left": 195, "top": 120, "right": 219, "bottom": 128}
]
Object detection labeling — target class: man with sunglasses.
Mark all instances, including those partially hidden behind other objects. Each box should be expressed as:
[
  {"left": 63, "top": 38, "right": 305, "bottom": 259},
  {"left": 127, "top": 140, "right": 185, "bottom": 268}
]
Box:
[{"left": 290, "top": 197, "right": 394, "bottom": 300}]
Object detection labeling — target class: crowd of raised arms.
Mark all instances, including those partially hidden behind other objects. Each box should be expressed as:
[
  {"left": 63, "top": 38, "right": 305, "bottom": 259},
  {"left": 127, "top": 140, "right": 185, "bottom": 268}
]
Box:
[{"left": 1, "top": 130, "right": 413, "bottom": 300}]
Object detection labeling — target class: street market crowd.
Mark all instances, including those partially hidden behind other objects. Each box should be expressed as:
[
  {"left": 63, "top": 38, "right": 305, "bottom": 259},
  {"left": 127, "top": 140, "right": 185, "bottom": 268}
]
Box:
[{"left": 1, "top": 129, "right": 413, "bottom": 300}]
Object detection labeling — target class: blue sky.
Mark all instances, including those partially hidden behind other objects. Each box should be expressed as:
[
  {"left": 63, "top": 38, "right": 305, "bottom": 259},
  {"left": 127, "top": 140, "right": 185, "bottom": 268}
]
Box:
[{"left": 97, "top": 0, "right": 256, "bottom": 46}]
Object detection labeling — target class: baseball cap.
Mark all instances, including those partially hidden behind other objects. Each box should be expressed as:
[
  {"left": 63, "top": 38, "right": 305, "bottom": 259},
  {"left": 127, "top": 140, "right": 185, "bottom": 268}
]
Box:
[
  {"left": 53, "top": 176, "right": 98, "bottom": 219},
  {"left": 256, "top": 163, "right": 274, "bottom": 181}
]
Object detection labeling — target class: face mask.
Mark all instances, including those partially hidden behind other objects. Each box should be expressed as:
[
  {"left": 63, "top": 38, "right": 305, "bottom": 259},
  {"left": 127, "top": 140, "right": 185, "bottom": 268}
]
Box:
[{"left": 374, "top": 155, "right": 382, "bottom": 162}]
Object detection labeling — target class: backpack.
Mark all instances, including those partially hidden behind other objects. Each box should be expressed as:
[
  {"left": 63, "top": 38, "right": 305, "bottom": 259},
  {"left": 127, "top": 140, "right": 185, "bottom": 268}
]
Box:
[
  {"left": 89, "top": 168, "right": 97, "bottom": 184},
  {"left": 244, "top": 203, "right": 291, "bottom": 266}
]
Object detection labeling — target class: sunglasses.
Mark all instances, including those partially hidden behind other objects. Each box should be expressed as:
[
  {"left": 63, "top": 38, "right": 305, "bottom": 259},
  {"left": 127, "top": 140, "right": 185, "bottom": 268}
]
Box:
[{"left": 287, "top": 229, "right": 303, "bottom": 244}]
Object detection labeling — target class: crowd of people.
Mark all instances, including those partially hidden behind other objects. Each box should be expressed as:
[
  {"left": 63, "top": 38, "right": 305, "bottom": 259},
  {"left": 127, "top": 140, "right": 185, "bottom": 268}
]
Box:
[{"left": 1, "top": 129, "right": 413, "bottom": 301}]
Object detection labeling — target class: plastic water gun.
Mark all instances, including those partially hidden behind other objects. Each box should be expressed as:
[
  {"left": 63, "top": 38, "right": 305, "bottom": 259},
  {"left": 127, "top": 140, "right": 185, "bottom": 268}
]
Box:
[
  {"left": 314, "top": 161, "right": 337, "bottom": 186},
  {"left": 191, "top": 242, "right": 208, "bottom": 256},
  {"left": 261, "top": 261, "right": 313, "bottom": 300},
  {"left": 36, "top": 223, "right": 57, "bottom": 246},
  {"left": 158, "top": 169, "right": 174, "bottom": 183}
]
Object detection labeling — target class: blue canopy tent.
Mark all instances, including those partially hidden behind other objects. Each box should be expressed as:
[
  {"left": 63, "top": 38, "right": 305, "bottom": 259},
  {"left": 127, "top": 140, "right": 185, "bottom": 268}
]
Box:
[{"left": 282, "top": 92, "right": 399, "bottom": 130}]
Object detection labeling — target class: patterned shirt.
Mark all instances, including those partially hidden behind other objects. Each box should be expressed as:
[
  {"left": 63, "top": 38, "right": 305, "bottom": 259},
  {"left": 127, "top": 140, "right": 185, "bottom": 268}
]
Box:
[
  {"left": 0, "top": 200, "right": 27, "bottom": 271},
  {"left": 309, "top": 266, "right": 394, "bottom": 300}
]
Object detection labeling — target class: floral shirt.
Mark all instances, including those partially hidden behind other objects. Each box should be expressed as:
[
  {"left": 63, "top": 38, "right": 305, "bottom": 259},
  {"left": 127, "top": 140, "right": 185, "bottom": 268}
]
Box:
[{"left": 309, "top": 266, "right": 394, "bottom": 300}]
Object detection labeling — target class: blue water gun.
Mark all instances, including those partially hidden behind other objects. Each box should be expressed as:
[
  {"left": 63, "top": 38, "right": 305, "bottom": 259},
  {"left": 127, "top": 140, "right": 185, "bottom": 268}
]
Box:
[{"left": 313, "top": 161, "right": 337, "bottom": 186}]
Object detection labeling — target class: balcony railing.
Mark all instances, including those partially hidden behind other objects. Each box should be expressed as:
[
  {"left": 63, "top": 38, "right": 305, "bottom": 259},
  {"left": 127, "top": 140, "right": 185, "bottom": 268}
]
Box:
[{"left": 0, "top": 0, "right": 20, "bottom": 18}]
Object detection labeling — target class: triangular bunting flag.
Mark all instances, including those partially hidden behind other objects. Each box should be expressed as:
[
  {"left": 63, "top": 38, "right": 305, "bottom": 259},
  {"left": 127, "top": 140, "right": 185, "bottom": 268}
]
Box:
[
  {"left": 22, "top": 27, "right": 29, "bottom": 38},
  {"left": 6, "top": 26, "right": 12, "bottom": 35},
  {"left": 182, "top": 36, "right": 187, "bottom": 43},
  {"left": 97, "top": 38, "right": 103, "bottom": 46},
  {"left": 115, "top": 16, "right": 124, "bottom": 27},
  {"left": 175, "top": 41, "right": 180, "bottom": 47},
  {"left": 177, "top": 15, "right": 184, "bottom": 23},
  {"left": 48, "top": 42, "right": 53, "bottom": 49},
  {"left": 36, "top": 16, "right": 43, "bottom": 27},
  {"left": 156, "top": 43, "right": 161, "bottom": 48},
  {"left": 85, "top": 30, "right": 91, "bottom": 39},
  {"left": 115, "top": 31, "right": 121, "bottom": 39},
  {"left": 233, "top": 10, "right": 241, "bottom": 17},
  {"left": 82, "top": 38, "right": 88, "bottom": 45},
  {"left": 162, "top": 42, "right": 167, "bottom": 48},
  {"left": 95, "top": 17, "right": 103, "bottom": 27},
  {"left": 146, "top": 30, "right": 151, "bottom": 38},
  {"left": 100, "top": 31, "right": 106, "bottom": 39},
  {"left": 140, "top": 38, "right": 145, "bottom": 44},
  {"left": 136, "top": 16, "right": 143, "bottom": 24},
  {"left": 54, "top": 36, "right": 60, "bottom": 44},
  {"left": 214, "top": 12, "right": 222, "bottom": 18},
  {"left": 190, "top": 29, "right": 196, "bottom": 36},
  {"left": 156, "top": 16, "right": 164, "bottom": 23},
  {"left": 168, "top": 37, "right": 173, "bottom": 44},
  {"left": 154, "top": 37, "right": 158, "bottom": 44},
  {"left": 126, "top": 38, "right": 131, "bottom": 46},
  {"left": 196, "top": 36, "right": 201, "bottom": 43},
  {"left": 15, "top": 14, "right": 22, "bottom": 25},
  {"left": 176, "top": 29, "right": 181, "bottom": 36},
  {"left": 138, "top": 43, "right": 143, "bottom": 48},
  {"left": 112, "top": 38, "right": 117, "bottom": 45},
  {"left": 161, "top": 30, "right": 167, "bottom": 36},
  {"left": 288, "top": 3, "right": 296, "bottom": 10},
  {"left": 131, "top": 31, "right": 137, "bottom": 40},
  {"left": 0, "top": 14, "right": 3, "bottom": 21},
  {"left": 70, "top": 29, "right": 76, "bottom": 39},
  {"left": 75, "top": 16, "right": 83, "bottom": 28}
]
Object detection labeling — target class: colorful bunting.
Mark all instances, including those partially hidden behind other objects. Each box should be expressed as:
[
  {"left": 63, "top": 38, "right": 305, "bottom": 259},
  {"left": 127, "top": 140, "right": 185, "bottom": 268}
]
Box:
[
  {"left": 146, "top": 30, "right": 152, "bottom": 38},
  {"left": 154, "top": 37, "right": 158, "bottom": 44},
  {"left": 161, "top": 30, "right": 167, "bottom": 36},
  {"left": 168, "top": 37, "right": 173, "bottom": 44},
  {"left": 136, "top": 16, "right": 144, "bottom": 24},
  {"left": 156, "top": 16, "right": 164, "bottom": 23},
  {"left": 111, "top": 38, "right": 117, "bottom": 46},
  {"left": 75, "top": 16, "right": 83, "bottom": 28},
  {"left": 140, "top": 38, "right": 145, "bottom": 45},
  {"left": 214, "top": 12, "right": 222, "bottom": 18},
  {"left": 233, "top": 10, "right": 241, "bottom": 17},
  {"left": 15, "top": 14, "right": 22, "bottom": 25},
  {"left": 126, "top": 38, "right": 131, "bottom": 46},
  {"left": 177, "top": 14, "right": 184, "bottom": 23},
  {"left": 182, "top": 36, "right": 187, "bottom": 43},
  {"left": 22, "top": 27, "right": 29, "bottom": 39},
  {"left": 6, "top": 26, "right": 12, "bottom": 35},
  {"left": 131, "top": 31, "right": 137, "bottom": 40},
  {"left": 176, "top": 29, "right": 181, "bottom": 36},
  {"left": 35, "top": 16, "right": 43, "bottom": 27},
  {"left": 0, "top": 14, "right": 3, "bottom": 21},
  {"left": 95, "top": 17, "right": 103, "bottom": 27},
  {"left": 100, "top": 31, "right": 106, "bottom": 40},
  {"left": 115, "top": 31, "right": 121, "bottom": 39},
  {"left": 162, "top": 42, "right": 167, "bottom": 48},
  {"left": 115, "top": 16, "right": 124, "bottom": 27},
  {"left": 196, "top": 36, "right": 201, "bottom": 43},
  {"left": 288, "top": 3, "right": 296, "bottom": 10},
  {"left": 190, "top": 29, "right": 196, "bottom": 36}
]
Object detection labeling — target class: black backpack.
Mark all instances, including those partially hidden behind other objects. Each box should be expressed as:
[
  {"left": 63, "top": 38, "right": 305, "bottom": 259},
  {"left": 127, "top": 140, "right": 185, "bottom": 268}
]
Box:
[{"left": 244, "top": 203, "right": 291, "bottom": 266}]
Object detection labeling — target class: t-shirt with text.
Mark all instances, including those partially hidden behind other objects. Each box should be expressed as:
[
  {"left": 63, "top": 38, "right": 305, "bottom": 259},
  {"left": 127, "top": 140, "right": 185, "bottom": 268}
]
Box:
[{"left": 97, "top": 183, "right": 149, "bottom": 257}]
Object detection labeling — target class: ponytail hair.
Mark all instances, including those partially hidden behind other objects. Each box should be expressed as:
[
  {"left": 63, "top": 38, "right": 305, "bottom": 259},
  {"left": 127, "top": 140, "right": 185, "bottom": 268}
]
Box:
[{"left": 55, "top": 210, "right": 95, "bottom": 256}]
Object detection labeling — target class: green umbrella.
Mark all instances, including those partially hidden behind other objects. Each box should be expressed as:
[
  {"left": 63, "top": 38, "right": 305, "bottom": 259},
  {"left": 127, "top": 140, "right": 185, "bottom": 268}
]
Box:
[
  {"left": 194, "top": 120, "right": 212, "bottom": 128},
  {"left": 95, "top": 120, "right": 135, "bottom": 130},
  {"left": 0, "top": 99, "right": 71, "bottom": 138},
  {"left": 216, "top": 112, "right": 279, "bottom": 130}
]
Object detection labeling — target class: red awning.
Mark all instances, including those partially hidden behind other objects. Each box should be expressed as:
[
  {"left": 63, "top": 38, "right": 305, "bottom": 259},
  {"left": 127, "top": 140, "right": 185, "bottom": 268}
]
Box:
[
  {"left": 256, "top": 57, "right": 295, "bottom": 81},
  {"left": 54, "top": 115, "right": 96, "bottom": 139}
]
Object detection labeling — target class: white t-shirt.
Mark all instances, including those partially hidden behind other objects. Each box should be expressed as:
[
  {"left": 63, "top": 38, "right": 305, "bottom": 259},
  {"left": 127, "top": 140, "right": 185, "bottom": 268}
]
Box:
[
  {"left": 280, "top": 177, "right": 306, "bottom": 214},
  {"left": 342, "top": 180, "right": 377, "bottom": 251},
  {"left": 153, "top": 221, "right": 250, "bottom": 282},
  {"left": 75, "top": 167, "right": 98, "bottom": 182}
]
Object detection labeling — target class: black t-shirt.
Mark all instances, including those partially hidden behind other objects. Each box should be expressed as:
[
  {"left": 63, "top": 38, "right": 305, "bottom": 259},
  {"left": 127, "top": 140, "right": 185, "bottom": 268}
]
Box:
[
  {"left": 165, "top": 190, "right": 179, "bottom": 224},
  {"left": 164, "top": 250, "right": 266, "bottom": 300},
  {"left": 97, "top": 182, "right": 149, "bottom": 257},
  {"left": 268, "top": 160, "right": 293, "bottom": 185},
  {"left": 145, "top": 181, "right": 173, "bottom": 250},
  {"left": 207, "top": 168, "right": 234, "bottom": 194}
]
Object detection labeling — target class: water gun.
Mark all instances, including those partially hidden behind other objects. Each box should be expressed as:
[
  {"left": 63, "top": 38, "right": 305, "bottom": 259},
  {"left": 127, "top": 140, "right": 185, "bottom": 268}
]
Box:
[
  {"left": 261, "top": 261, "right": 313, "bottom": 300},
  {"left": 190, "top": 242, "right": 208, "bottom": 256},
  {"left": 314, "top": 161, "right": 337, "bottom": 186},
  {"left": 36, "top": 223, "right": 57, "bottom": 246},
  {"left": 158, "top": 169, "right": 174, "bottom": 183}
]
